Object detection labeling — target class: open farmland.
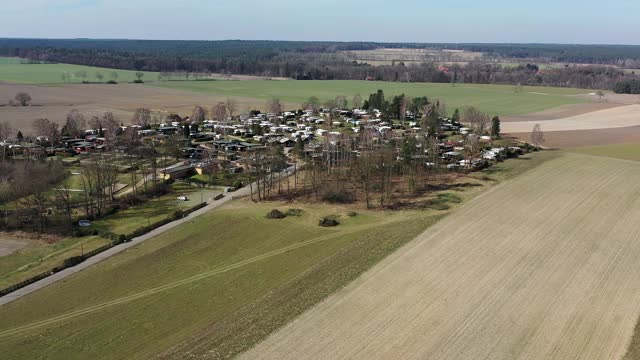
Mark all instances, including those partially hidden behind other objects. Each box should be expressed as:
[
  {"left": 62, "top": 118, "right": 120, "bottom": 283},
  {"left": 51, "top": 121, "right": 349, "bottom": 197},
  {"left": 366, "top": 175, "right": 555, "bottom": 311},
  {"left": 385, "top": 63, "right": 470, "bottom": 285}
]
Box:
[
  {"left": 0, "top": 154, "right": 553, "bottom": 360},
  {"left": 501, "top": 104, "right": 640, "bottom": 133},
  {"left": 0, "top": 57, "right": 159, "bottom": 84},
  {"left": 0, "top": 80, "right": 590, "bottom": 134},
  {"left": 241, "top": 153, "right": 640, "bottom": 360},
  {"left": 152, "top": 80, "right": 588, "bottom": 116},
  {"left": 0, "top": 83, "right": 268, "bottom": 134},
  {"left": 567, "top": 143, "right": 640, "bottom": 161},
  {"left": 508, "top": 126, "right": 640, "bottom": 148}
]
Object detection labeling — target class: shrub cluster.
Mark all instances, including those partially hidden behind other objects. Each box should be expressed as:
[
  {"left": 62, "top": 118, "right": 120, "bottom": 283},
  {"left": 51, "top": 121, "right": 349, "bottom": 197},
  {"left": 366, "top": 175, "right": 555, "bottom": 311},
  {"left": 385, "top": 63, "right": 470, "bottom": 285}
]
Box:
[
  {"left": 319, "top": 215, "right": 340, "bottom": 227},
  {"left": 285, "top": 208, "right": 304, "bottom": 217},
  {"left": 266, "top": 209, "right": 286, "bottom": 219}
]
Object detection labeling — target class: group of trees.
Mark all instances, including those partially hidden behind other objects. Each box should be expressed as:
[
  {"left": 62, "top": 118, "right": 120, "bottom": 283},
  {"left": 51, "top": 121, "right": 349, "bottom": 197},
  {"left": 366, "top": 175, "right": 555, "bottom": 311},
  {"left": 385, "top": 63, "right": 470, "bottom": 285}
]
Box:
[
  {"left": 0, "top": 109, "right": 189, "bottom": 233},
  {"left": 8, "top": 92, "right": 32, "bottom": 106},
  {"left": 61, "top": 70, "right": 123, "bottom": 83},
  {"left": 183, "top": 99, "right": 238, "bottom": 124},
  {"left": 613, "top": 80, "right": 640, "bottom": 94}
]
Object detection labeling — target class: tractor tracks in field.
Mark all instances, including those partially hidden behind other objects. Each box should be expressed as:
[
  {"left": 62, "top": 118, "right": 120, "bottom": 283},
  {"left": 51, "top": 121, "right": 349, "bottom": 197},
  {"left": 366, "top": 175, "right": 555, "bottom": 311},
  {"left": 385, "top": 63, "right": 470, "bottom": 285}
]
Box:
[{"left": 0, "top": 226, "right": 361, "bottom": 340}]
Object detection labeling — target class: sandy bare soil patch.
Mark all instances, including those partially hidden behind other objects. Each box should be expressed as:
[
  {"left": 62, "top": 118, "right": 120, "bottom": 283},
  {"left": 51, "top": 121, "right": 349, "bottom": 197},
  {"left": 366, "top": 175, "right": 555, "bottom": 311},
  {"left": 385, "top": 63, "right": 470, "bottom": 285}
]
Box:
[
  {"left": 502, "top": 102, "right": 623, "bottom": 122},
  {"left": 0, "top": 84, "right": 281, "bottom": 134},
  {"left": 0, "top": 232, "right": 59, "bottom": 257},
  {"left": 501, "top": 104, "right": 640, "bottom": 133},
  {"left": 509, "top": 125, "right": 640, "bottom": 148},
  {"left": 241, "top": 153, "right": 640, "bottom": 360}
]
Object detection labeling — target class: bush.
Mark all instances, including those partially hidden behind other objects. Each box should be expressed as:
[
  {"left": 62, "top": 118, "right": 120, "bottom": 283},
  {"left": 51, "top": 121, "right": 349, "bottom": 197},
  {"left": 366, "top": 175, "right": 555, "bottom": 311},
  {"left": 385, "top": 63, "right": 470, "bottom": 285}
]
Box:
[
  {"left": 106, "top": 80, "right": 118, "bottom": 84},
  {"left": 285, "top": 208, "right": 304, "bottom": 217},
  {"left": 266, "top": 209, "right": 286, "bottom": 219},
  {"left": 319, "top": 215, "right": 340, "bottom": 227},
  {"left": 232, "top": 180, "right": 243, "bottom": 189},
  {"left": 346, "top": 211, "right": 358, "bottom": 217},
  {"left": 73, "top": 227, "right": 97, "bottom": 237},
  {"left": 133, "top": 80, "right": 144, "bottom": 83},
  {"left": 63, "top": 256, "right": 85, "bottom": 267}
]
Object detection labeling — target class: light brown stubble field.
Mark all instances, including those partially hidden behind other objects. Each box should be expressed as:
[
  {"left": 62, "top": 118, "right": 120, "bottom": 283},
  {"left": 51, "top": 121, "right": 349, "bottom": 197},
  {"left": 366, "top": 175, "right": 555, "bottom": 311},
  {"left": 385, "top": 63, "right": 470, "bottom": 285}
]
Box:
[
  {"left": 241, "top": 153, "right": 640, "bottom": 360},
  {"left": 0, "top": 84, "right": 290, "bottom": 134}
]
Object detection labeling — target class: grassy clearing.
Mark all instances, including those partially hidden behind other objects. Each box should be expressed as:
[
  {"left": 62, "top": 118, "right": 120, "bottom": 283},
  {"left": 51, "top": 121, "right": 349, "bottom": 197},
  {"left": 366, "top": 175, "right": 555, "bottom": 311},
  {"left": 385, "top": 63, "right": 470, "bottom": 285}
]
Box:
[
  {"left": 566, "top": 143, "right": 640, "bottom": 161},
  {"left": 0, "top": 152, "right": 554, "bottom": 360},
  {"left": 150, "top": 80, "right": 587, "bottom": 116},
  {"left": 0, "top": 57, "right": 158, "bottom": 84}
]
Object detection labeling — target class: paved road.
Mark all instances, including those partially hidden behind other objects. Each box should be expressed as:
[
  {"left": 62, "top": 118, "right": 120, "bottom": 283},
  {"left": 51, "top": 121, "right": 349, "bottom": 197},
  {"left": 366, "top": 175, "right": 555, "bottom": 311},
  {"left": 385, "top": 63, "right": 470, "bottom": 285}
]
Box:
[{"left": 0, "top": 183, "right": 253, "bottom": 306}]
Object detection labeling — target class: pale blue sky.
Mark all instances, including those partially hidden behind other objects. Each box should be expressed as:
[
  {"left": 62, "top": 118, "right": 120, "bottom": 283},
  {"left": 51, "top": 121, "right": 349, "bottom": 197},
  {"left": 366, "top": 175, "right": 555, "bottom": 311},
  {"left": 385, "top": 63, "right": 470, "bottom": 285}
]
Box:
[{"left": 1, "top": 0, "right": 638, "bottom": 44}]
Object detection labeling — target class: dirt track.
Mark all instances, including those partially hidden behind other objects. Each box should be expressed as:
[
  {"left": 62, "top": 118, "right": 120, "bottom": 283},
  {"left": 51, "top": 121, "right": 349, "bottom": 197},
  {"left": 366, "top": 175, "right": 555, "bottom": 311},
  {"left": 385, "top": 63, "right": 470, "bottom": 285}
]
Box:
[{"left": 241, "top": 154, "right": 640, "bottom": 360}]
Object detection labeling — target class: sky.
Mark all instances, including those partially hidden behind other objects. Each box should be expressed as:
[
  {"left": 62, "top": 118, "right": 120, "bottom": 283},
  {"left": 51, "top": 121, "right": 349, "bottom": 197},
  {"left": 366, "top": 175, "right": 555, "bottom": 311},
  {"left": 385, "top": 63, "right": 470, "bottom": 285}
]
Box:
[{"left": 1, "top": 0, "right": 639, "bottom": 44}]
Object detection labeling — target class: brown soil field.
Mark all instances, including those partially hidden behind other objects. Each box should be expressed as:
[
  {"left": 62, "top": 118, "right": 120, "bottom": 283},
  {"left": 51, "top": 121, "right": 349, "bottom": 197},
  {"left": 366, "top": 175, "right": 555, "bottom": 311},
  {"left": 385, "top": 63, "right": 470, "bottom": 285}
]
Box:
[
  {"left": 509, "top": 125, "right": 640, "bottom": 148},
  {"left": 240, "top": 153, "right": 640, "bottom": 360},
  {"left": 0, "top": 84, "right": 290, "bottom": 134},
  {"left": 502, "top": 102, "right": 624, "bottom": 122},
  {"left": 501, "top": 104, "right": 640, "bottom": 133}
]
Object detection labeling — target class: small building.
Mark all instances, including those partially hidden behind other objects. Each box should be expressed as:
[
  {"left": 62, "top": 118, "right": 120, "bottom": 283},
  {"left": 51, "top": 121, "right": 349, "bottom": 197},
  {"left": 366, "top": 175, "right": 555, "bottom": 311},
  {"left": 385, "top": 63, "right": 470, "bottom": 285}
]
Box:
[{"left": 160, "top": 164, "right": 195, "bottom": 180}]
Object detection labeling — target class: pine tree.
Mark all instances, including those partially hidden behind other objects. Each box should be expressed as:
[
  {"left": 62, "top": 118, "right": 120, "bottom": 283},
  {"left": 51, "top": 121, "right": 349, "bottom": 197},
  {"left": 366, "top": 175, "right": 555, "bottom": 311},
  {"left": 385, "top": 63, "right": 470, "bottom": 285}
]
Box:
[{"left": 491, "top": 116, "right": 501, "bottom": 138}]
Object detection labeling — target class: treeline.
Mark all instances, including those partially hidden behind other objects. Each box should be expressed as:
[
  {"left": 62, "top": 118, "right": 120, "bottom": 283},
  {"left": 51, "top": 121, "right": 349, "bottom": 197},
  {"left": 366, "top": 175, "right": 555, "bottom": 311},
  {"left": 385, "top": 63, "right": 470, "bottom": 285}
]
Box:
[
  {"left": 4, "top": 39, "right": 640, "bottom": 64},
  {"left": 2, "top": 39, "right": 640, "bottom": 90},
  {"left": 613, "top": 80, "right": 640, "bottom": 94}
]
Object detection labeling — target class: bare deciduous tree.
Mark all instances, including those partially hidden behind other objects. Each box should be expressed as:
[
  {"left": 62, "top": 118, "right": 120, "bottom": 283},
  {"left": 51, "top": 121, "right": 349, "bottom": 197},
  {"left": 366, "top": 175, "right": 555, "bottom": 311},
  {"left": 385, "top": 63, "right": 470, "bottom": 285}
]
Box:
[
  {"left": 462, "top": 106, "right": 490, "bottom": 134},
  {"left": 530, "top": 124, "right": 545, "bottom": 148},
  {"left": 267, "top": 98, "right": 283, "bottom": 114},
  {"left": 213, "top": 102, "right": 227, "bottom": 122},
  {"left": 32, "top": 118, "right": 59, "bottom": 151},
  {"left": 64, "top": 110, "right": 86, "bottom": 138},
  {"left": 132, "top": 108, "right": 151, "bottom": 128},
  {"left": 101, "top": 112, "right": 120, "bottom": 144},
  {"left": 302, "top": 96, "right": 320, "bottom": 113},
  {"left": 226, "top": 98, "right": 237, "bottom": 119},
  {"left": 191, "top": 106, "right": 206, "bottom": 123},
  {"left": 352, "top": 94, "right": 362, "bottom": 109},
  {"left": 335, "top": 96, "right": 348, "bottom": 109},
  {"left": 15, "top": 92, "right": 32, "bottom": 106},
  {"left": 0, "top": 121, "right": 12, "bottom": 141}
]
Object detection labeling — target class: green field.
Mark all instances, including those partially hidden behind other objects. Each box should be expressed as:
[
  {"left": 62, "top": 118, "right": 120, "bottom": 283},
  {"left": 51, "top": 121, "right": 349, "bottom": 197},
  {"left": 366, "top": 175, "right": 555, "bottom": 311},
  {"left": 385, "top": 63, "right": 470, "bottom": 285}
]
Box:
[
  {"left": 566, "top": 143, "right": 640, "bottom": 161},
  {"left": 151, "top": 80, "right": 587, "bottom": 116},
  {"left": 0, "top": 57, "right": 158, "bottom": 84},
  {"left": 0, "top": 152, "right": 556, "bottom": 360}
]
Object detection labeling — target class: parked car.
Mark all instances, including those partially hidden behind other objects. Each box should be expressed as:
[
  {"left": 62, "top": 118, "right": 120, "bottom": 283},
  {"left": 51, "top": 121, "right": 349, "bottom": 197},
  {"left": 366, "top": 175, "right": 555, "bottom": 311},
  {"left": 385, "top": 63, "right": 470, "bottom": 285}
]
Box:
[{"left": 177, "top": 196, "right": 189, "bottom": 201}]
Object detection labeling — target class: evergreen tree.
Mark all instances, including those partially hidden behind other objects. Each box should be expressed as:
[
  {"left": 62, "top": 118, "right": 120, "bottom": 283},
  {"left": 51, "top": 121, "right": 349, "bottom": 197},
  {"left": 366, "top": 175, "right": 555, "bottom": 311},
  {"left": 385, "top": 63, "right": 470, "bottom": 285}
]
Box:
[
  {"left": 491, "top": 116, "right": 501, "bottom": 138},
  {"left": 451, "top": 109, "right": 461, "bottom": 124}
]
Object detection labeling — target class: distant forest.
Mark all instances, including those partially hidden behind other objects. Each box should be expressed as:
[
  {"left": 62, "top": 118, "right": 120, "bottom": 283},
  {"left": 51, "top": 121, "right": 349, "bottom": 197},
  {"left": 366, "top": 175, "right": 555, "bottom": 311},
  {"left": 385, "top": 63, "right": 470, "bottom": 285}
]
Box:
[{"left": 1, "top": 39, "right": 639, "bottom": 90}]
